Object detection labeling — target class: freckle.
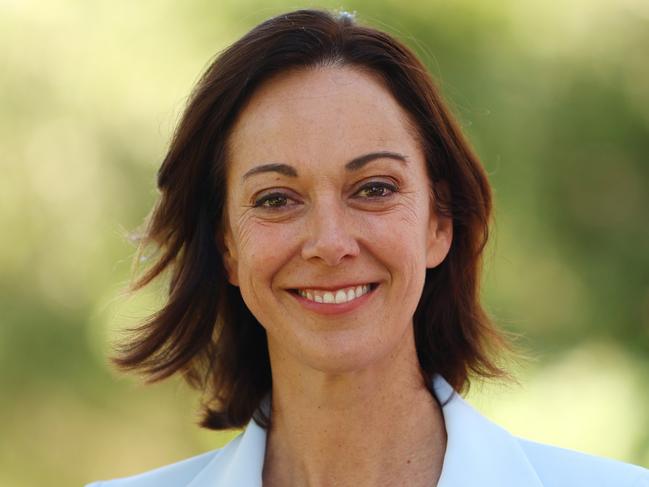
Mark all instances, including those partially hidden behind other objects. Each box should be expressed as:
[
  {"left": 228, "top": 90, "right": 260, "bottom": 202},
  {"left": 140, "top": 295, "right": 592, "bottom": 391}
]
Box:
[{"left": 406, "top": 459, "right": 411, "bottom": 464}]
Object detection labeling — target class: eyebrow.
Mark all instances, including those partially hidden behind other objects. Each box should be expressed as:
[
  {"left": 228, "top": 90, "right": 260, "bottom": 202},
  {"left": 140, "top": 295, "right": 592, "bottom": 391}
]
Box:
[{"left": 241, "top": 151, "right": 408, "bottom": 181}]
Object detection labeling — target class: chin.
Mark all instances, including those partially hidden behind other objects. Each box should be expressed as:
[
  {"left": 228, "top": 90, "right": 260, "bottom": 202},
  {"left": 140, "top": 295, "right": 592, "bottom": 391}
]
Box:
[{"left": 295, "top": 336, "right": 397, "bottom": 376}]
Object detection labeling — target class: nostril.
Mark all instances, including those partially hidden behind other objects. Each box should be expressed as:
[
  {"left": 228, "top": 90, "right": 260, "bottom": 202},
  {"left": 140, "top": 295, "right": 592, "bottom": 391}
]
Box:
[{"left": 300, "top": 237, "right": 361, "bottom": 266}]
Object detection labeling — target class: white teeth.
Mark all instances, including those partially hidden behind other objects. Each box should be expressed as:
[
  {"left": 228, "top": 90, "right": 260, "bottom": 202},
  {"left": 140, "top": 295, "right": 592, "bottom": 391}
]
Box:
[{"left": 297, "top": 284, "right": 372, "bottom": 304}]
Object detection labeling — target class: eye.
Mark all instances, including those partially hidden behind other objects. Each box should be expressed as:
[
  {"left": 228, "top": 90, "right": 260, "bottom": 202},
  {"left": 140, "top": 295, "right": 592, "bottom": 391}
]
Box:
[
  {"left": 355, "top": 181, "right": 398, "bottom": 199},
  {"left": 252, "top": 191, "right": 296, "bottom": 209}
]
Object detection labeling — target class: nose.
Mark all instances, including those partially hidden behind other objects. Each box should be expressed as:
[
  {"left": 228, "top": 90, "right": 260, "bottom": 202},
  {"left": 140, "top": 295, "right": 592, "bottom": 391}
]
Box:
[{"left": 301, "top": 198, "right": 360, "bottom": 266}]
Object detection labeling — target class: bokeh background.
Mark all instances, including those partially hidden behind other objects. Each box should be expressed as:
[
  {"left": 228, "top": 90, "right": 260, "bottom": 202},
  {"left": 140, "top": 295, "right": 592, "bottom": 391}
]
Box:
[{"left": 2, "top": 0, "right": 648, "bottom": 485}]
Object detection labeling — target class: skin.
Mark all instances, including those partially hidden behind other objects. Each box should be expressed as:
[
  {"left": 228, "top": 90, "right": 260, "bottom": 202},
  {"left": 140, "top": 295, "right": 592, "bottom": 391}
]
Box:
[{"left": 223, "top": 66, "right": 453, "bottom": 487}]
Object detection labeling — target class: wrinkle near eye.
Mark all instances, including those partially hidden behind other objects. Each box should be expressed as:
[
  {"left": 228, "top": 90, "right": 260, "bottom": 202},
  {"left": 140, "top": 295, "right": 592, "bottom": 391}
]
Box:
[
  {"left": 233, "top": 209, "right": 259, "bottom": 252},
  {"left": 398, "top": 191, "right": 426, "bottom": 224},
  {"left": 387, "top": 189, "right": 422, "bottom": 226}
]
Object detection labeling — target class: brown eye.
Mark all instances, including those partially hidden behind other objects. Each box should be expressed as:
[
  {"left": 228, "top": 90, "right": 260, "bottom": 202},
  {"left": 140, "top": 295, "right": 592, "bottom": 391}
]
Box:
[
  {"left": 253, "top": 192, "right": 290, "bottom": 208},
  {"left": 252, "top": 190, "right": 304, "bottom": 210},
  {"left": 356, "top": 182, "right": 398, "bottom": 199}
]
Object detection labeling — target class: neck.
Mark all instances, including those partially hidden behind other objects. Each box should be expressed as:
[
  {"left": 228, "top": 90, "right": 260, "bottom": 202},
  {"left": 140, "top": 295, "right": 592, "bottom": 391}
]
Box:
[{"left": 262, "top": 330, "right": 447, "bottom": 487}]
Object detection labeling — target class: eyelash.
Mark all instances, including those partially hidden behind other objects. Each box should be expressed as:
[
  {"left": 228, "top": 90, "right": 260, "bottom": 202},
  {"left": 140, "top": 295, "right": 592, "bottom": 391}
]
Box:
[
  {"left": 252, "top": 181, "right": 399, "bottom": 209},
  {"left": 253, "top": 192, "right": 294, "bottom": 209},
  {"left": 355, "top": 181, "right": 398, "bottom": 199}
]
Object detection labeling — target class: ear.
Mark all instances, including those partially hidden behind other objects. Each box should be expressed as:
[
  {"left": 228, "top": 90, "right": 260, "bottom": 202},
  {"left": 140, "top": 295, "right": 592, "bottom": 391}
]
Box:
[
  {"left": 426, "top": 182, "right": 453, "bottom": 269},
  {"left": 218, "top": 228, "right": 239, "bottom": 287}
]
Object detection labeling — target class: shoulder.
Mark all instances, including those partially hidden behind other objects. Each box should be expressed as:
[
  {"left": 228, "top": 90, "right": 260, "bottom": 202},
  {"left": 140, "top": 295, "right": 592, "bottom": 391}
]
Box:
[
  {"left": 84, "top": 448, "right": 224, "bottom": 487},
  {"left": 85, "top": 419, "right": 266, "bottom": 487},
  {"left": 517, "top": 437, "right": 649, "bottom": 487}
]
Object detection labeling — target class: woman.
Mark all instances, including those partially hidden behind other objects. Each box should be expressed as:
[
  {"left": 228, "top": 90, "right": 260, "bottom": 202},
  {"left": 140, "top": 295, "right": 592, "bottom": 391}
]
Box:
[{"left": 88, "top": 9, "right": 648, "bottom": 487}]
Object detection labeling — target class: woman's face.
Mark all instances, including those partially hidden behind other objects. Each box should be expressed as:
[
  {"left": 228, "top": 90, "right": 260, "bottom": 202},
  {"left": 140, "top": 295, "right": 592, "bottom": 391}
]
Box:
[{"left": 223, "top": 66, "right": 452, "bottom": 373}]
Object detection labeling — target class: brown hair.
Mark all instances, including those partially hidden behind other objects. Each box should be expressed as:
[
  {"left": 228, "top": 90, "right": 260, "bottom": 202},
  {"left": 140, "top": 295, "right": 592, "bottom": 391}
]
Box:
[{"left": 115, "top": 8, "right": 511, "bottom": 430}]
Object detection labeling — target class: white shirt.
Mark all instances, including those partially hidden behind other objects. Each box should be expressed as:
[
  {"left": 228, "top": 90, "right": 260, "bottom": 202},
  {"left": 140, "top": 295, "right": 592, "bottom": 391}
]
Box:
[{"left": 87, "top": 375, "right": 649, "bottom": 486}]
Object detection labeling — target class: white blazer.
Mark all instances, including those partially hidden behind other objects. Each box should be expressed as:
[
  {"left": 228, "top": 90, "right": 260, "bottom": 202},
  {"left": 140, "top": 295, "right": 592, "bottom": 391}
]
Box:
[{"left": 87, "top": 375, "right": 649, "bottom": 486}]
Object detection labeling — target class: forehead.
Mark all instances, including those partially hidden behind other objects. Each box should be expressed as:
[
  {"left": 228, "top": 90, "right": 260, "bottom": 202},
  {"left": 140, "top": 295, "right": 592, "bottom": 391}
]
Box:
[{"left": 227, "top": 66, "right": 421, "bottom": 173}]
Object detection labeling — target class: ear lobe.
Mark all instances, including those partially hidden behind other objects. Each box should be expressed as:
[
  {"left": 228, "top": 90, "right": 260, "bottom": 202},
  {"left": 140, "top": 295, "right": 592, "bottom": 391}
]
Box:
[
  {"left": 218, "top": 230, "right": 239, "bottom": 287},
  {"left": 426, "top": 212, "right": 453, "bottom": 268},
  {"left": 426, "top": 182, "right": 453, "bottom": 269}
]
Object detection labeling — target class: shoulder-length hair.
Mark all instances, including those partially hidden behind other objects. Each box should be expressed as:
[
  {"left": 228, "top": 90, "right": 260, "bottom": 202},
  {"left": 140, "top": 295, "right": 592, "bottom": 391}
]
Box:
[{"left": 115, "top": 8, "right": 511, "bottom": 430}]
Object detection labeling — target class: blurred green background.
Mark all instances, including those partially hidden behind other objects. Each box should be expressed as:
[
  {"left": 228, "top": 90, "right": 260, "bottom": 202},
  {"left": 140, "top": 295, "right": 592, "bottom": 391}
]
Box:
[{"left": 1, "top": 0, "right": 648, "bottom": 485}]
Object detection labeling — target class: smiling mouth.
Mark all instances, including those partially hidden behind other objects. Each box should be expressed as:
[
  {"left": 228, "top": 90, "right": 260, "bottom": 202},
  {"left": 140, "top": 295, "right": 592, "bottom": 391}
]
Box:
[{"left": 289, "top": 283, "right": 378, "bottom": 304}]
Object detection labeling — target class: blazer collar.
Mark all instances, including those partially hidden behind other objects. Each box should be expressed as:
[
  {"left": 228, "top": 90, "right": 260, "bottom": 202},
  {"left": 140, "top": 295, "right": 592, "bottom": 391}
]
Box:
[
  {"left": 189, "top": 375, "right": 543, "bottom": 486},
  {"left": 432, "top": 376, "right": 543, "bottom": 487}
]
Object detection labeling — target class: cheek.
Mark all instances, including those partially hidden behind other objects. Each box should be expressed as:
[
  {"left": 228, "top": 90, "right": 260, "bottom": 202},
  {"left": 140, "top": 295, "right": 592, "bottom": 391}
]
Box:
[
  {"left": 360, "top": 209, "right": 430, "bottom": 295},
  {"left": 236, "top": 218, "right": 301, "bottom": 276},
  {"left": 360, "top": 205, "right": 430, "bottom": 258}
]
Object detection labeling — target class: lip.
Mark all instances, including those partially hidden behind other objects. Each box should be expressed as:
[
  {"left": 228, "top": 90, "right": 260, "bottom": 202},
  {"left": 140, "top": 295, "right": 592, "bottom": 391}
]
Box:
[{"left": 288, "top": 283, "right": 378, "bottom": 316}]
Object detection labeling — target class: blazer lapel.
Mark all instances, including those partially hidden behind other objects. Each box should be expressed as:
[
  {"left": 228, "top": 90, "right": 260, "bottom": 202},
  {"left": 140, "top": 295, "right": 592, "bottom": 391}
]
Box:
[
  {"left": 433, "top": 376, "right": 544, "bottom": 487},
  {"left": 186, "top": 415, "right": 266, "bottom": 487}
]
